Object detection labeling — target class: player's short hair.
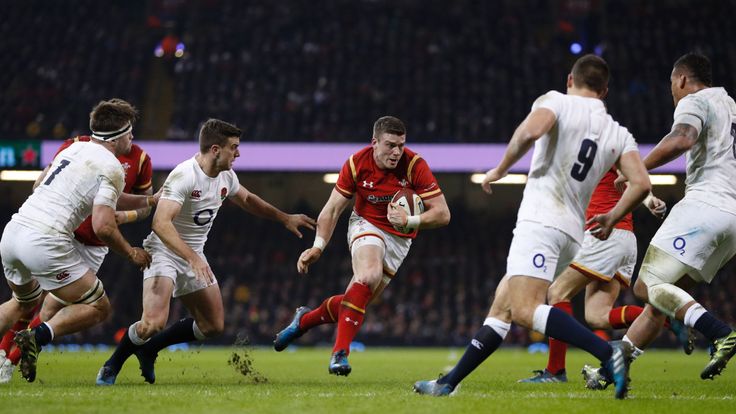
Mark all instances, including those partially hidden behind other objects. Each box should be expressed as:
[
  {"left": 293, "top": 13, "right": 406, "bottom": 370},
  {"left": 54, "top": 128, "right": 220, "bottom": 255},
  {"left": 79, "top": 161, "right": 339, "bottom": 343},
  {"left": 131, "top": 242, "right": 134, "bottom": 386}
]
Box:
[
  {"left": 673, "top": 53, "right": 712, "bottom": 87},
  {"left": 571, "top": 54, "right": 609, "bottom": 95},
  {"left": 373, "top": 116, "right": 406, "bottom": 139},
  {"left": 199, "top": 118, "right": 242, "bottom": 153},
  {"left": 89, "top": 98, "right": 138, "bottom": 133}
]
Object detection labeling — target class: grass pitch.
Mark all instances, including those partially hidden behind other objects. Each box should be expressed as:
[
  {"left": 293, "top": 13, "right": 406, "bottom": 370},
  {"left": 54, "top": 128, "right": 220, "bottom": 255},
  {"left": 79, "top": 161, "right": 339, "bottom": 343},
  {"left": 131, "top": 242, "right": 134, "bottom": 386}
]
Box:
[{"left": 0, "top": 346, "right": 733, "bottom": 414}]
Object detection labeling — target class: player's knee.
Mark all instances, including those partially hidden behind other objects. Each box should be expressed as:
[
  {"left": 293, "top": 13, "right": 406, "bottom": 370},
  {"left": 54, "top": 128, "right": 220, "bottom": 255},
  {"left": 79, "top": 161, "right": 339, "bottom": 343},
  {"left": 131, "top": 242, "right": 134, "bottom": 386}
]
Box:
[
  {"left": 584, "top": 309, "right": 608, "bottom": 329},
  {"left": 353, "top": 270, "right": 383, "bottom": 290},
  {"left": 93, "top": 295, "right": 112, "bottom": 322},
  {"left": 633, "top": 278, "right": 649, "bottom": 302}
]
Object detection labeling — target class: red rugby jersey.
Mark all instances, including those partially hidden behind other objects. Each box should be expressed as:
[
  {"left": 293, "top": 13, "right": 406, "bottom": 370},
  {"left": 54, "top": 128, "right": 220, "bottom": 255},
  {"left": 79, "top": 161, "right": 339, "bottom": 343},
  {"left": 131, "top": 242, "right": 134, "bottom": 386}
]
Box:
[
  {"left": 53, "top": 136, "right": 153, "bottom": 246},
  {"left": 335, "top": 146, "right": 442, "bottom": 238},
  {"left": 585, "top": 168, "right": 634, "bottom": 232}
]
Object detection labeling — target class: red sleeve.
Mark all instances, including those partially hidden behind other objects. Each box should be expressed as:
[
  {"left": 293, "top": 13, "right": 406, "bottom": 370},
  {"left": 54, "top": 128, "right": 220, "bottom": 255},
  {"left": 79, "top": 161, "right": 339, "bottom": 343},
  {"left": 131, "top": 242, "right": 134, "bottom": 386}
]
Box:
[
  {"left": 53, "top": 138, "right": 77, "bottom": 159},
  {"left": 410, "top": 157, "right": 442, "bottom": 200},
  {"left": 334, "top": 156, "right": 356, "bottom": 198},
  {"left": 134, "top": 152, "right": 153, "bottom": 193}
]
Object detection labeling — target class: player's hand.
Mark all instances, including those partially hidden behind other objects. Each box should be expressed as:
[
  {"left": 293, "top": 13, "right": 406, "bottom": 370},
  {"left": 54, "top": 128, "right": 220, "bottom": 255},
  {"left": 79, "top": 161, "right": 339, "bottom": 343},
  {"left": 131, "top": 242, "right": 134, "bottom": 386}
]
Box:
[
  {"left": 644, "top": 193, "right": 667, "bottom": 219},
  {"left": 586, "top": 213, "right": 615, "bottom": 240},
  {"left": 481, "top": 168, "right": 507, "bottom": 194},
  {"left": 127, "top": 247, "right": 152, "bottom": 270},
  {"left": 297, "top": 247, "right": 322, "bottom": 274},
  {"left": 614, "top": 170, "right": 628, "bottom": 193},
  {"left": 387, "top": 202, "right": 408, "bottom": 227},
  {"left": 283, "top": 214, "right": 316, "bottom": 239},
  {"left": 188, "top": 255, "right": 215, "bottom": 284}
]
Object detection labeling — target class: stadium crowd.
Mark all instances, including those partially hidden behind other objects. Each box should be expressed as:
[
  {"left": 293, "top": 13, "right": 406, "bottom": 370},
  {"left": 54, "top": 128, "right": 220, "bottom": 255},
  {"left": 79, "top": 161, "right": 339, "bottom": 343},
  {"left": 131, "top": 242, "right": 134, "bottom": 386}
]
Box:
[{"left": 1, "top": 0, "right": 735, "bottom": 143}]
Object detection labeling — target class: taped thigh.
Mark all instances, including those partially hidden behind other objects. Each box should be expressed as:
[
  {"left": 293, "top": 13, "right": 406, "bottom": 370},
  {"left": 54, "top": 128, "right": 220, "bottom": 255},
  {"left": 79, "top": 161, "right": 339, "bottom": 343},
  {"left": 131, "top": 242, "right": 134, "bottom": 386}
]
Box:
[
  {"left": 13, "top": 281, "right": 43, "bottom": 304},
  {"left": 49, "top": 279, "right": 106, "bottom": 306}
]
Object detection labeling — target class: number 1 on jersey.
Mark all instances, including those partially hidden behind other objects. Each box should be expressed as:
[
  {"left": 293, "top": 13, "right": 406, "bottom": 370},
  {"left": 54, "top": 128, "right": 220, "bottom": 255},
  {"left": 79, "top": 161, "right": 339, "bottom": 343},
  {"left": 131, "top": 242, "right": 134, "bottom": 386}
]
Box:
[
  {"left": 570, "top": 138, "right": 598, "bottom": 181},
  {"left": 44, "top": 159, "right": 71, "bottom": 185}
]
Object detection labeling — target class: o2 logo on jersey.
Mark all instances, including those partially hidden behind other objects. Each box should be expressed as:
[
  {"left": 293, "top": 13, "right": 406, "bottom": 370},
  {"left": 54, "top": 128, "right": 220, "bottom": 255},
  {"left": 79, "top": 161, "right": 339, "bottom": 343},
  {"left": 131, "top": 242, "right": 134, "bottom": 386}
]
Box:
[
  {"left": 220, "top": 187, "right": 228, "bottom": 201},
  {"left": 194, "top": 209, "right": 214, "bottom": 226},
  {"left": 533, "top": 253, "right": 547, "bottom": 272},
  {"left": 673, "top": 237, "right": 686, "bottom": 256}
]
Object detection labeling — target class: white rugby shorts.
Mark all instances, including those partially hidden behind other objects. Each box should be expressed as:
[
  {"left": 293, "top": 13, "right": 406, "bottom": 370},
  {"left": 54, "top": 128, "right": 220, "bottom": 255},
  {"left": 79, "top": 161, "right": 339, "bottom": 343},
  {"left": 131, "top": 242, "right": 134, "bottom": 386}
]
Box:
[
  {"left": 347, "top": 212, "right": 412, "bottom": 284},
  {"left": 1, "top": 220, "right": 89, "bottom": 291},
  {"left": 650, "top": 198, "right": 736, "bottom": 283},
  {"left": 72, "top": 239, "right": 109, "bottom": 274},
  {"left": 143, "top": 237, "right": 217, "bottom": 297},
  {"left": 506, "top": 220, "right": 580, "bottom": 282},
  {"left": 569, "top": 228, "right": 637, "bottom": 286}
]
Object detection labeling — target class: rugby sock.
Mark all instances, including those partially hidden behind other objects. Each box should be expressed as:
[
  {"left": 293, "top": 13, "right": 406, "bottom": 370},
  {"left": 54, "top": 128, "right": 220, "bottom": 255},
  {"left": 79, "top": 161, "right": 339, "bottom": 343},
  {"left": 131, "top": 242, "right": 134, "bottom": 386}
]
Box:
[
  {"left": 1, "top": 320, "right": 26, "bottom": 352},
  {"left": 300, "top": 295, "right": 344, "bottom": 330},
  {"left": 33, "top": 323, "right": 53, "bottom": 346},
  {"left": 332, "top": 283, "right": 372, "bottom": 354},
  {"left": 546, "top": 301, "right": 572, "bottom": 375},
  {"left": 106, "top": 322, "right": 143, "bottom": 368},
  {"left": 438, "top": 322, "right": 506, "bottom": 388},
  {"left": 140, "top": 318, "right": 201, "bottom": 354},
  {"left": 608, "top": 305, "right": 644, "bottom": 329},
  {"left": 538, "top": 305, "right": 612, "bottom": 362},
  {"left": 687, "top": 306, "right": 732, "bottom": 342},
  {"left": 28, "top": 313, "right": 43, "bottom": 329},
  {"left": 8, "top": 347, "right": 20, "bottom": 365}
]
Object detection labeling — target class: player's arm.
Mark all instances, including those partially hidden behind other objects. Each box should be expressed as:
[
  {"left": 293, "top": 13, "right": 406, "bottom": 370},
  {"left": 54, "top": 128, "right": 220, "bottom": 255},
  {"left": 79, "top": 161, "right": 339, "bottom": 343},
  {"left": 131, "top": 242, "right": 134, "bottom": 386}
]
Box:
[
  {"left": 115, "top": 187, "right": 154, "bottom": 225},
  {"left": 642, "top": 123, "right": 699, "bottom": 170},
  {"left": 116, "top": 191, "right": 158, "bottom": 211},
  {"left": 32, "top": 165, "right": 51, "bottom": 190},
  {"left": 151, "top": 199, "right": 214, "bottom": 283},
  {"left": 481, "top": 108, "right": 556, "bottom": 193},
  {"left": 229, "top": 185, "right": 316, "bottom": 239},
  {"left": 388, "top": 193, "right": 451, "bottom": 231},
  {"left": 588, "top": 151, "right": 651, "bottom": 239},
  {"left": 297, "top": 189, "right": 352, "bottom": 274}
]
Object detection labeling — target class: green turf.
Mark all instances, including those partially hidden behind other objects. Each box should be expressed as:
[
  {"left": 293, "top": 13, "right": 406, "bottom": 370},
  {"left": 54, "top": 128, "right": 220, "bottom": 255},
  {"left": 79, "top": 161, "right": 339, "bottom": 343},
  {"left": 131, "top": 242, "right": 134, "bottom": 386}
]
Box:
[{"left": 0, "top": 347, "right": 733, "bottom": 413}]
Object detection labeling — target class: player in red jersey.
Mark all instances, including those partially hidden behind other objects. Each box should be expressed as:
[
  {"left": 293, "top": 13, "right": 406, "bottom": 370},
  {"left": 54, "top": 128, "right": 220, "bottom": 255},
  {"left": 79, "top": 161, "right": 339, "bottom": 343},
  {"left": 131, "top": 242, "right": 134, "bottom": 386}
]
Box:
[
  {"left": 273, "top": 116, "right": 451, "bottom": 375},
  {"left": 0, "top": 99, "right": 154, "bottom": 383},
  {"left": 518, "top": 168, "right": 692, "bottom": 384}
]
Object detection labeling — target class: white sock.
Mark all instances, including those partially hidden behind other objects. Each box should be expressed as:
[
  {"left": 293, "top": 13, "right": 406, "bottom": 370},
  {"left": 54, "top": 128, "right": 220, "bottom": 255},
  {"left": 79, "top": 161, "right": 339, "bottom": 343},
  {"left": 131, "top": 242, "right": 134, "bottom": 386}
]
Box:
[
  {"left": 683, "top": 303, "right": 707, "bottom": 328},
  {"left": 622, "top": 335, "right": 644, "bottom": 361},
  {"left": 192, "top": 321, "right": 206, "bottom": 340},
  {"left": 532, "top": 304, "right": 552, "bottom": 334},
  {"left": 128, "top": 321, "right": 149, "bottom": 345},
  {"left": 484, "top": 317, "right": 511, "bottom": 339}
]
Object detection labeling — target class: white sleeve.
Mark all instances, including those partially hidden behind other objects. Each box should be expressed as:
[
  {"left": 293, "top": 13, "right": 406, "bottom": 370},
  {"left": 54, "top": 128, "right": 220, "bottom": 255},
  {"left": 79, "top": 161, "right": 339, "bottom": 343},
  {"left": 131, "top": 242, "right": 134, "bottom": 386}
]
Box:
[
  {"left": 161, "top": 166, "right": 192, "bottom": 205},
  {"left": 673, "top": 95, "right": 706, "bottom": 135},
  {"left": 93, "top": 168, "right": 124, "bottom": 208},
  {"left": 531, "top": 91, "right": 564, "bottom": 117},
  {"left": 621, "top": 131, "right": 639, "bottom": 155},
  {"left": 226, "top": 169, "right": 240, "bottom": 198}
]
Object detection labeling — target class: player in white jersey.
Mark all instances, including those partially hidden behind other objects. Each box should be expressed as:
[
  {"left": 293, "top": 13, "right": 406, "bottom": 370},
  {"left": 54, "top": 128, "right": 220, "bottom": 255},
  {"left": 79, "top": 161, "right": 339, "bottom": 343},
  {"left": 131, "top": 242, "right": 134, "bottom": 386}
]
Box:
[
  {"left": 95, "top": 119, "right": 316, "bottom": 385},
  {"left": 0, "top": 99, "right": 153, "bottom": 382},
  {"left": 414, "top": 54, "right": 651, "bottom": 400},
  {"left": 585, "top": 53, "right": 736, "bottom": 386}
]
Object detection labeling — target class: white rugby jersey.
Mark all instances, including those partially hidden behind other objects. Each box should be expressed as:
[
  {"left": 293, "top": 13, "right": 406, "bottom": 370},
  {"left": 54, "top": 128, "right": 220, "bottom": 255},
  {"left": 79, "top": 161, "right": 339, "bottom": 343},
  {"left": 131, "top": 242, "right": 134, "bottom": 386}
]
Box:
[
  {"left": 145, "top": 156, "right": 240, "bottom": 252},
  {"left": 12, "top": 141, "right": 124, "bottom": 236},
  {"left": 516, "top": 91, "right": 639, "bottom": 243},
  {"left": 673, "top": 87, "right": 736, "bottom": 215}
]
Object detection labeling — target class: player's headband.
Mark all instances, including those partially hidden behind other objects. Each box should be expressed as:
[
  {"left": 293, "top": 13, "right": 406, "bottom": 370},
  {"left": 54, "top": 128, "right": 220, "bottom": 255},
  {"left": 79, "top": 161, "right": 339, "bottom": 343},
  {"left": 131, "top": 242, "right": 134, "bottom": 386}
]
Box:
[{"left": 91, "top": 122, "right": 132, "bottom": 141}]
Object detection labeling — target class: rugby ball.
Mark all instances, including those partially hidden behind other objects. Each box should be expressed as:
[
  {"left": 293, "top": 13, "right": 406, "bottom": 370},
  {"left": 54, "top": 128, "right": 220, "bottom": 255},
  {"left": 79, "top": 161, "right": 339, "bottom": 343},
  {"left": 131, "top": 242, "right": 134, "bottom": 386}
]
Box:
[{"left": 391, "top": 188, "right": 424, "bottom": 233}]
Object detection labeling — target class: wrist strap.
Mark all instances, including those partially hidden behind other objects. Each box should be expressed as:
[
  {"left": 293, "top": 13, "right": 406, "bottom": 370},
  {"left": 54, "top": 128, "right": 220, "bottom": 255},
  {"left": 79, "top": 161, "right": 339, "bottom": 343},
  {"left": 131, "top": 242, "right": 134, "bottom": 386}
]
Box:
[
  {"left": 406, "top": 215, "right": 421, "bottom": 230},
  {"left": 313, "top": 236, "right": 326, "bottom": 251}
]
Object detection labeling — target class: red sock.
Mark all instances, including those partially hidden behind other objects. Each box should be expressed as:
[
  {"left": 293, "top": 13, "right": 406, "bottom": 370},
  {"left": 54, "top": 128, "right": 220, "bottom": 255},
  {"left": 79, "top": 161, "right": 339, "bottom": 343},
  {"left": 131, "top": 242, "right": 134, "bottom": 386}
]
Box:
[
  {"left": 333, "top": 283, "right": 372, "bottom": 355},
  {"left": 608, "top": 305, "right": 643, "bottom": 329},
  {"left": 299, "top": 295, "right": 344, "bottom": 330},
  {"left": 27, "top": 313, "right": 43, "bottom": 330},
  {"left": 546, "top": 301, "right": 572, "bottom": 374},
  {"left": 8, "top": 347, "right": 20, "bottom": 365},
  {"left": 0, "top": 319, "right": 30, "bottom": 353}
]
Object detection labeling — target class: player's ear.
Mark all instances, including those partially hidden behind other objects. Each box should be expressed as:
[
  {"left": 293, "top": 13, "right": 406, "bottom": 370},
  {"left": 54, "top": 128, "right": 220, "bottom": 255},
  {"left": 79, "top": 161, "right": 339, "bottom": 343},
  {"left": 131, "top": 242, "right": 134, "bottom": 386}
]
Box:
[
  {"left": 371, "top": 136, "right": 378, "bottom": 146},
  {"left": 599, "top": 86, "right": 609, "bottom": 100},
  {"left": 566, "top": 73, "right": 574, "bottom": 89}
]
